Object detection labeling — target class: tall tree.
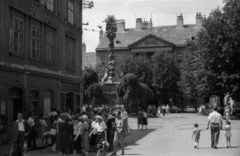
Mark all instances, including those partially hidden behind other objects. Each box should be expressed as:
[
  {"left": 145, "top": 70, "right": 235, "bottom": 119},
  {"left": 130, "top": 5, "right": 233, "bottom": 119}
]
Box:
[{"left": 152, "top": 51, "right": 180, "bottom": 103}]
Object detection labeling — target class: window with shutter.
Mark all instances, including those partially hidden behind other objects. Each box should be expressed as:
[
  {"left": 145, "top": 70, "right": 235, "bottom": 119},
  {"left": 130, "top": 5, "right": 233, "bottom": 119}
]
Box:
[
  {"left": 31, "top": 25, "right": 40, "bottom": 60},
  {"left": 11, "top": 17, "right": 24, "bottom": 56}
]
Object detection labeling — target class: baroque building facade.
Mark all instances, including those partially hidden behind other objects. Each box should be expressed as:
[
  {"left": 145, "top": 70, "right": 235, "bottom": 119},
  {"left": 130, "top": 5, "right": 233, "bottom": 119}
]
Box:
[
  {"left": 0, "top": 0, "right": 83, "bottom": 141},
  {"left": 96, "top": 13, "right": 208, "bottom": 107}
]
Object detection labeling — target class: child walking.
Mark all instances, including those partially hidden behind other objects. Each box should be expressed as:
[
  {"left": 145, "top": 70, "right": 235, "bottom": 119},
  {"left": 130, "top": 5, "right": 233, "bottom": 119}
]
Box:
[
  {"left": 191, "top": 123, "right": 205, "bottom": 149},
  {"left": 223, "top": 120, "right": 232, "bottom": 148}
]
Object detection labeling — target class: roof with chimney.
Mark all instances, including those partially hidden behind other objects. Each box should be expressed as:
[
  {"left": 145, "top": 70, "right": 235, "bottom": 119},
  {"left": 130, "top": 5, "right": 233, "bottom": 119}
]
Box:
[{"left": 96, "top": 14, "right": 205, "bottom": 50}]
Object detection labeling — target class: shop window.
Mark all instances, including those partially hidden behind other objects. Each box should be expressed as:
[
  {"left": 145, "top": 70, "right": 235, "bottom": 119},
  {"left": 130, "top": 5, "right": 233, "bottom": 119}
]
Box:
[
  {"left": 30, "top": 89, "right": 39, "bottom": 111},
  {"left": 31, "top": 25, "right": 40, "bottom": 60},
  {"left": 9, "top": 17, "right": 24, "bottom": 56}
]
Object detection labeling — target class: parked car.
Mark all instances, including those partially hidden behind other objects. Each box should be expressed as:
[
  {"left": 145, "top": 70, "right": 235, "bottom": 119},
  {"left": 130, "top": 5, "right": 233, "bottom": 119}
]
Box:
[
  {"left": 169, "top": 106, "right": 182, "bottom": 113},
  {"left": 184, "top": 105, "right": 196, "bottom": 113}
]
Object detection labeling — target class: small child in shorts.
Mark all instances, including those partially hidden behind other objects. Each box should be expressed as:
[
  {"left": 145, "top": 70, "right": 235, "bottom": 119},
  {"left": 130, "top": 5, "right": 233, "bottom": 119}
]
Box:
[{"left": 191, "top": 123, "right": 205, "bottom": 149}]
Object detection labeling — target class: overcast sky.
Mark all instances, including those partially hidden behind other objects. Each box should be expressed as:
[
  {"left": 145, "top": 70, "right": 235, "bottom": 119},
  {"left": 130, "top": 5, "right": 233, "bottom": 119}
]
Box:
[{"left": 82, "top": 0, "right": 224, "bottom": 52}]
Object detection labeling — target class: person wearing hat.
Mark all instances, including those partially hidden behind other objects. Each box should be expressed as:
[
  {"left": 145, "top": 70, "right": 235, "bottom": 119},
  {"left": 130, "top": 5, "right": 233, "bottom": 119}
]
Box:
[
  {"left": 89, "top": 115, "right": 107, "bottom": 156},
  {"left": 206, "top": 106, "right": 223, "bottom": 149}
]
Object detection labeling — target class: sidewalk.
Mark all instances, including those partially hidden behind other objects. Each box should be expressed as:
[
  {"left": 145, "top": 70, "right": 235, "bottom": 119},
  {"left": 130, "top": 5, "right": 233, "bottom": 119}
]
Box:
[{"left": 0, "top": 138, "right": 52, "bottom": 156}]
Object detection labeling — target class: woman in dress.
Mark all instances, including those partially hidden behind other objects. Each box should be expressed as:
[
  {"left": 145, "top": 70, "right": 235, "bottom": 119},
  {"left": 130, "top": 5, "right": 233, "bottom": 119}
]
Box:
[
  {"left": 81, "top": 115, "right": 90, "bottom": 152},
  {"left": 56, "top": 113, "right": 73, "bottom": 156},
  {"left": 73, "top": 116, "right": 88, "bottom": 156},
  {"left": 137, "top": 108, "right": 143, "bottom": 130},
  {"left": 89, "top": 115, "right": 107, "bottom": 156},
  {"left": 143, "top": 110, "right": 148, "bottom": 130},
  {"left": 90, "top": 115, "right": 97, "bottom": 151},
  {"left": 39, "top": 114, "right": 49, "bottom": 145}
]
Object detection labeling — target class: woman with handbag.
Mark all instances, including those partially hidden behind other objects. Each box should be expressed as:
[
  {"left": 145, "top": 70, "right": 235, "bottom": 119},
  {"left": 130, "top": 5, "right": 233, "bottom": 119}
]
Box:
[{"left": 89, "top": 115, "right": 107, "bottom": 156}]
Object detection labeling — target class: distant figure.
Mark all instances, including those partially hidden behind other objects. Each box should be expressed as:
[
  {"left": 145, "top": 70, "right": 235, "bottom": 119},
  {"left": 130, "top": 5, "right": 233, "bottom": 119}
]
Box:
[
  {"left": 223, "top": 120, "right": 232, "bottom": 148},
  {"left": 137, "top": 108, "right": 144, "bottom": 130},
  {"left": 143, "top": 110, "right": 148, "bottom": 130},
  {"left": 166, "top": 104, "right": 170, "bottom": 115},
  {"left": 191, "top": 123, "right": 205, "bottom": 149},
  {"left": 225, "top": 103, "right": 231, "bottom": 121},
  {"left": 157, "top": 106, "right": 161, "bottom": 117},
  {"left": 39, "top": 114, "right": 49, "bottom": 145},
  {"left": 162, "top": 105, "right": 166, "bottom": 116},
  {"left": 27, "top": 111, "right": 37, "bottom": 149}
]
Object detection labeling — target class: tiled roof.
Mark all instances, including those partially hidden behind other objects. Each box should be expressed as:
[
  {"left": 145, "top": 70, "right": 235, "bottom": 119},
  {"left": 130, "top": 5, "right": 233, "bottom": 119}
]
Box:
[
  {"left": 96, "top": 25, "right": 202, "bottom": 50},
  {"left": 82, "top": 52, "right": 96, "bottom": 68}
]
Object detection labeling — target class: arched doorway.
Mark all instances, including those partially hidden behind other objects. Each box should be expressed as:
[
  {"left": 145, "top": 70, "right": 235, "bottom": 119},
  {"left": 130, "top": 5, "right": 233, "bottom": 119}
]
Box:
[
  {"left": 66, "top": 92, "right": 75, "bottom": 113},
  {"left": 8, "top": 87, "right": 24, "bottom": 121}
]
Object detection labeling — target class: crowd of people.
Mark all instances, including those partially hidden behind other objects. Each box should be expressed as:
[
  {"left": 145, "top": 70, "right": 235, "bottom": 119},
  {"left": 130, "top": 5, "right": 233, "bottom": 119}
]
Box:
[{"left": 10, "top": 107, "right": 130, "bottom": 156}]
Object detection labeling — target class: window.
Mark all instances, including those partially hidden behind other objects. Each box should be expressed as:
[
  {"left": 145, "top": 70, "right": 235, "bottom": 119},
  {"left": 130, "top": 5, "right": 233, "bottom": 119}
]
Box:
[
  {"left": 30, "top": 89, "right": 39, "bottom": 111},
  {"left": 31, "top": 25, "right": 40, "bottom": 60},
  {"left": 46, "top": 0, "right": 54, "bottom": 11},
  {"left": 66, "top": 37, "right": 74, "bottom": 68},
  {"left": 68, "top": 1, "right": 74, "bottom": 24},
  {"left": 10, "top": 17, "right": 24, "bottom": 56},
  {"left": 46, "top": 31, "right": 54, "bottom": 63},
  {"left": 177, "top": 53, "right": 183, "bottom": 62},
  {"left": 102, "top": 57, "right": 107, "bottom": 64}
]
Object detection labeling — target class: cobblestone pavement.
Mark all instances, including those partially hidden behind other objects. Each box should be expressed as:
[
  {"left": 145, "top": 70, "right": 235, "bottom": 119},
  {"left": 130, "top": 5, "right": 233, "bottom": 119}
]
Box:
[{"left": 27, "top": 113, "right": 240, "bottom": 156}]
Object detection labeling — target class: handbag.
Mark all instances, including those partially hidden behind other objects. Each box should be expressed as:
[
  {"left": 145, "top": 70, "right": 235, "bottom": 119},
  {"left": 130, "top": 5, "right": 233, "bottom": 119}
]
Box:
[{"left": 48, "top": 129, "right": 57, "bottom": 136}]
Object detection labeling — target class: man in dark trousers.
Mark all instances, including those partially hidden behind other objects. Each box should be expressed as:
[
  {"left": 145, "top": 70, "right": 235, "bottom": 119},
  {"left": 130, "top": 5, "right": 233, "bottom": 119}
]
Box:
[
  {"left": 106, "top": 113, "right": 116, "bottom": 151},
  {"left": 11, "top": 112, "right": 30, "bottom": 156},
  {"left": 206, "top": 106, "right": 223, "bottom": 149}
]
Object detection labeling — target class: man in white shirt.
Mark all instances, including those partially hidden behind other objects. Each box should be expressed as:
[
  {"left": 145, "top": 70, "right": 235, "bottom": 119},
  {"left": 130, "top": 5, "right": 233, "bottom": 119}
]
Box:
[{"left": 206, "top": 106, "right": 223, "bottom": 149}]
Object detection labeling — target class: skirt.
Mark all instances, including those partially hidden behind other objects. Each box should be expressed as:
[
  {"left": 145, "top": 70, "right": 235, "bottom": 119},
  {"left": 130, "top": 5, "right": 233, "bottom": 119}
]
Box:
[
  {"left": 225, "top": 131, "right": 232, "bottom": 137},
  {"left": 95, "top": 132, "right": 105, "bottom": 149},
  {"left": 73, "top": 135, "right": 83, "bottom": 150},
  {"left": 138, "top": 117, "right": 143, "bottom": 125},
  {"left": 143, "top": 117, "right": 148, "bottom": 125}
]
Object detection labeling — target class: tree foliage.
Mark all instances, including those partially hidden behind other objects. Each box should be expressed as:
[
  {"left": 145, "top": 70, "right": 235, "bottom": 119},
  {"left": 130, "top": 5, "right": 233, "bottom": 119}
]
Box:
[{"left": 152, "top": 51, "right": 180, "bottom": 103}]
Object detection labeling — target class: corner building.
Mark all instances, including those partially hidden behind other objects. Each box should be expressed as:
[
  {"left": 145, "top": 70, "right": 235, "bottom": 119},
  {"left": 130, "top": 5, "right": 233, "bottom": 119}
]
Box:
[
  {"left": 96, "top": 13, "right": 208, "bottom": 107},
  {"left": 0, "top": 0, "right": 83, "bottom": 141}
]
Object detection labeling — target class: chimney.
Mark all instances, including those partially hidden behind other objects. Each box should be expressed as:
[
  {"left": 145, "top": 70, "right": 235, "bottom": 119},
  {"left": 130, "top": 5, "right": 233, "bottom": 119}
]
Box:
[
  {"left": 148, "top": 18, "right": 153, "bottom": 29},
  {"left": 116, "top": 19, "right": 125, "bottom": 32},
  {"left": 142, "top": 19, "right": 148, "bottom": 29},
  {"left": 196, "top": 12, "right": 203, "bottom": 28},
  {"left": 177, "top": 14, "right": 184, "bottom": 28},
  {"left": 136, "top": 18, "right": 142, "bottom": 30},
  {"left": 99, "top": 29, "right": 103, "bottom": 42},
  {"left": 82, "top": 42, "right": 86, "bottom": 53}
]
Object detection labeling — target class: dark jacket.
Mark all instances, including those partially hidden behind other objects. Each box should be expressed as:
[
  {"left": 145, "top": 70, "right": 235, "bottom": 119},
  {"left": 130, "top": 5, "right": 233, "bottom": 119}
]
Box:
[{"left": 11, "top": 120, "right": 30, "bottom": 142}]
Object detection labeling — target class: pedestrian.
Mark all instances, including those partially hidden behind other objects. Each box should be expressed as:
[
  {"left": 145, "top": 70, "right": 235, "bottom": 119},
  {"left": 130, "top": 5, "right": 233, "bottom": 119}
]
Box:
[
  {"left": 121, "top": 108, "right": 129, "bottom": 135},
  {"left": 162, "top": 105, "right": 166, "bottom": 116},
  {"left": 89, "top": 115, "right": 107, "bottom": 156},
  {"left": 56, "top": 113, "right": 74, "bottom": 156},
  {"left": 11, "top": 112, "right": 30, "bottom": 156},
  {"left": 225, "top": 103, "right": 231, "bottom": 121},
  {"left": 106, "top": 113, "right": 116, "bottom": 151},
  {"left": 206, "top": 106, "right": 223, "bottom": 149},
  {"left": 81, "top": 115, "right": 90, "bottom": 152},
  {"left": 27, "top": 111, "right": 37, "bottom": 149},
  {"left": 149, "top": 105, "right": 152, "bottom": 117},
  {"left": 137, "top": 108, "right": 143, "bottom": 130},
  {"left": 143, "top": 110, "right": 148, "bottom": 130},
  {"left": 152, "top": 105, "right": 156, "bottom": 117},
  {"left": 51, "top": 115, "right": 59, "bottom": 152},
  {"left": 39, "top": 114, "right": 49, "bottom": 145},
  {"left": 191, "top": 123, "right": 205, "bottom": 149},
  {"left": 73, "top": 116, "right": 88, "bottom": 156},
  {"left": 166, "top": 104, "right": 170, "bottom": 115},
  {"left": 90, "top": 115, "right": 97, "bottom": 151},
  {"left": 157, "top": 105, "right": 161, "bottom": 116},
  {"left": 223, "top": 120, "right": 232, "bottom": 148},
  {"left": 111, "top": 111, "right": 125, "bottom": 156}
]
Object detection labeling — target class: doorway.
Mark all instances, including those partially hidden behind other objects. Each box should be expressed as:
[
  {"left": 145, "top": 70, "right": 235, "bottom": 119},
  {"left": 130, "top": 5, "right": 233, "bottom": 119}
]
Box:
[
  {"left": 66, "top": 92, "right": 75, "bottom": 113},
  {"left": 8, "top": 87, "right": 24, "bottom": 121}
]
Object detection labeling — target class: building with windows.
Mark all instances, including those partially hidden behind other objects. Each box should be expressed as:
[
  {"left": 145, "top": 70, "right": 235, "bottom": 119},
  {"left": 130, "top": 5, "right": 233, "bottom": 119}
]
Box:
[
  {"left": 0, "top": 0, "right": 83, "bottom": 141},
  {"left": 82, "top": 43, "right": 96, "bottom": 69},
  {"left": 96, "top": 13, "right": 207, "bottom": 107}
]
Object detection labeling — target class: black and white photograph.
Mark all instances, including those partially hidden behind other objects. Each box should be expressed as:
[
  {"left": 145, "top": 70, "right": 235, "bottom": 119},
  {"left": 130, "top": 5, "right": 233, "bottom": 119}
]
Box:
[{"left": 0, "top": 0, "right": 240, "bottom": 156}]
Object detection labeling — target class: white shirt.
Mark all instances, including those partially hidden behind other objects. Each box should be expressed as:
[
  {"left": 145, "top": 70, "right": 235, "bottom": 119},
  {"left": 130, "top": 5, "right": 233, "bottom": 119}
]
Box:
[
  {"left": 121, "top": 111, "right": 128, "bottom": 119},
  {"left": 17, "top": 120, "right": 25, "bottom": 132},
  {"left": 95, "top": 121, "right": 107, "bottom": 132},
  {"left": 28, "top": 117, "right": 35, "bottom": 126},
  {"left": 208, "top": 111, "right": 223, "bottom": 124},
  {"left": 143, "top": 112, "right": 147, "bottom": 118}
]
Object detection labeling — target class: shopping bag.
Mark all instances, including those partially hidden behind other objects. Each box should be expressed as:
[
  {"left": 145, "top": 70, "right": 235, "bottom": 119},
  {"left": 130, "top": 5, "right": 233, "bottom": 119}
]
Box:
[{"left": 48, "top": 129, "right": 57, "bottom": 136}]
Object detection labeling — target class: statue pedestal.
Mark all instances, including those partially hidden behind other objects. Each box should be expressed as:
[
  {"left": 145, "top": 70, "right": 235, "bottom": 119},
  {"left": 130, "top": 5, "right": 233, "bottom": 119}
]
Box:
[{"left": 101, "top": 81, "right": 119, "bottom": 107}]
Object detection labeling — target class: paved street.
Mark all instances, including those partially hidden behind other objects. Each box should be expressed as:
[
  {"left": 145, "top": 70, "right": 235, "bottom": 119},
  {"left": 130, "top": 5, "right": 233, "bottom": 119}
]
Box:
[{"left": 27, "top": 113, "right": 240, "bottom": 156}]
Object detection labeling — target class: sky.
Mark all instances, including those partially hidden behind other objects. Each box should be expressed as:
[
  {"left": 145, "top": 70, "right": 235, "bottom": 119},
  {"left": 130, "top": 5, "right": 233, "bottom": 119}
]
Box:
[{"left": 82, "top": 0, "right": 224, "bottom": 52}]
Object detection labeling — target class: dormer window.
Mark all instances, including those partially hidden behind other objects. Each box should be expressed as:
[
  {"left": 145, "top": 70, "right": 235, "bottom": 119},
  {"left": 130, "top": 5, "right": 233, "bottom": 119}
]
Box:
[{"left": 116, "top": 40, "right": 121, "bottom": 44}]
